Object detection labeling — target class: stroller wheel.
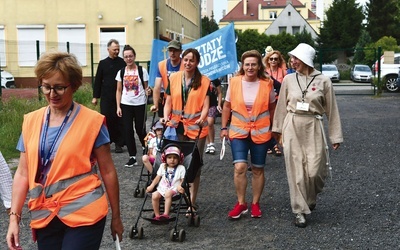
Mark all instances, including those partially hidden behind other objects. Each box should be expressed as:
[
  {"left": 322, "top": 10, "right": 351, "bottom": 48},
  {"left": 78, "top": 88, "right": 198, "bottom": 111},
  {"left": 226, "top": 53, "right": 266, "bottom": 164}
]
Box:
[
  {"left": 137, "top": 226, "right": 144, "bottom": 239},
  {"left": 178, "top": 229, "right": 186, "bottom": 242},
  {"left": 139, "top": 188, "right": 146, "bottom": 198},
  {"left": 169, "top": 229, "right": 177, "bottom": 241},
  {"left": 134, "top": 188, "right": 140, "bottom": 198},
  {"left": 194, "top": 215, "right": 201, "bottom": 227},
  {"left": 129, "top": 225, "right": 137, "bottom": 239},
  {"left": 187, "top": 214, "right": 194, "bottom": 226}
]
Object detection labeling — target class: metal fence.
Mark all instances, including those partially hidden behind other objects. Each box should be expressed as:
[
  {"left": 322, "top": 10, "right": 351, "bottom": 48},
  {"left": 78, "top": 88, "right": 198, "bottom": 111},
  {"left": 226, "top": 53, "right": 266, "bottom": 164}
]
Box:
[{"left": 0, "top": 39, "right": 151, "bottom": 86}]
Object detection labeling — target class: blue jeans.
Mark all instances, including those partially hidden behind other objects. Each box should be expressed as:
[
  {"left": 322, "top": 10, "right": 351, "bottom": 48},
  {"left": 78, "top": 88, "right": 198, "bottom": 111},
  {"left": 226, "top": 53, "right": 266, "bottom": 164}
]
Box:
[
  {"left": 230, "top": 136, "right": 272, "bottom": 168},
  {"left": 36, "top": 216, "right": 106, "bottom": 250}
]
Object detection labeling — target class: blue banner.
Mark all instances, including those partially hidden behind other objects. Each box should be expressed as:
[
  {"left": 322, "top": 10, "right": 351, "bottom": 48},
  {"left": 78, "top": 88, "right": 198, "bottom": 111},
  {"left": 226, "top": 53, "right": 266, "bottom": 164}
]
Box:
[{"left": 148, "top": 23, "right": 237, "bottom": 87}]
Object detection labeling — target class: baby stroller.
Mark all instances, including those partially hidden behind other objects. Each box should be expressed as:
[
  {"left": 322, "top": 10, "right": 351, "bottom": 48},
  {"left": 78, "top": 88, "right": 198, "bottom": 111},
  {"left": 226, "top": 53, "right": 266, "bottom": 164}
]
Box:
[
  {"left": 133, "top": 114, "right": 158, "bottom": 198},
  {"left": 129, "top": 132, "right": 203, "bottom": 242}
]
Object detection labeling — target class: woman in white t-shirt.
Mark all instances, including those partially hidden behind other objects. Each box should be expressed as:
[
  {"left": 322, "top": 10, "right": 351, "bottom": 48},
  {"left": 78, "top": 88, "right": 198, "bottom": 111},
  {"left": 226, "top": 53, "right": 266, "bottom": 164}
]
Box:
[{"left": 116, "top": 45, "right": 150, "bottom": 168}]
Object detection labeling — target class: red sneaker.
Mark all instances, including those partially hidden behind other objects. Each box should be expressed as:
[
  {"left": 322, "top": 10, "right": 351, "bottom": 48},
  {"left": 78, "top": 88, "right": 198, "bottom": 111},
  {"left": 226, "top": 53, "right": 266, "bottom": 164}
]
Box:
[
  {"left": 251, "top": 203, "right": 262, "bottom": 218},
  {"left": 228, "top": 202, "right": 248, "bottom": 219}
]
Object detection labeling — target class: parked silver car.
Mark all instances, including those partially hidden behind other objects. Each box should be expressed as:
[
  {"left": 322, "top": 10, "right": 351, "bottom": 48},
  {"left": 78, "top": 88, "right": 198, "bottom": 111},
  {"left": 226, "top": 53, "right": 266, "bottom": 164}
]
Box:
[
  {"left": 350, "top": 64, "right": 372, "bottom": 83},
  {"left": 321, "top": 64, "right": 340, "bottom": 82}
]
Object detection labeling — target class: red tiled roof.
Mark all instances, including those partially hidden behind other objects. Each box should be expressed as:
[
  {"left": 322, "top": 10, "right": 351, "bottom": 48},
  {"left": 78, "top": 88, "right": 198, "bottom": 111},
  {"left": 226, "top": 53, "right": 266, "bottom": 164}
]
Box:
[
  {"left": 307, "top": 9, "right": 318, "bottom": 20},
  {"left": 221, "top": 0, "right": 306, "bottom": 22}
]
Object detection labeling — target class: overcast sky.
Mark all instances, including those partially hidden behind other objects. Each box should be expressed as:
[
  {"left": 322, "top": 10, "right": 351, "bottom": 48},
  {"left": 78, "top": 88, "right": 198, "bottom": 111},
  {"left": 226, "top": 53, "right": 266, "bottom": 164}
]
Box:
[{"left": 213, "top": 0, "right": 369, "bottom": 23}]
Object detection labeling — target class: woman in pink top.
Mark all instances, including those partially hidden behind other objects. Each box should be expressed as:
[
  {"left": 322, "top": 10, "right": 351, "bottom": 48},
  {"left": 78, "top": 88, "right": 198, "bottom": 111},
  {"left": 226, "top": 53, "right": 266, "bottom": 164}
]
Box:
[
  {"left": 263, "top": 50, "right": 287, "bottom": 84},
  {"left": 263, "top": 50, "right": 287, "bottom": 156}
]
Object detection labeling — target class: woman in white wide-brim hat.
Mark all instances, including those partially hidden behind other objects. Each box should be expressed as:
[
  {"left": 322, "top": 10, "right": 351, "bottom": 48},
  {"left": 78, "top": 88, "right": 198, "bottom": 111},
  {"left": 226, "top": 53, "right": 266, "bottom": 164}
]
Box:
[{"left": 272, "top": 43, "right": 343, "bottom": 228}]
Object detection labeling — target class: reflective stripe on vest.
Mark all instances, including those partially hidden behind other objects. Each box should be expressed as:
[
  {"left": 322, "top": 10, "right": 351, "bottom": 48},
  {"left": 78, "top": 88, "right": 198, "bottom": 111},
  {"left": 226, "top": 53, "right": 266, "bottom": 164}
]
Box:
[
  {"left": 228, "top": 76, "right": 273, "bottom": 143},
  {"left": 30, "top": 185, "right": 104, "bottom": 220},
  {"left": 168, "top": 71, "right": 210, "bottom": 139},
  {"left": 29, "top": 166, "right": 97, "bottom": 199},
  {"left": 22, "top": 105, "right": 109, "bottom": 228},
  {"left": 230, "top": 110, "right": 270, "bottom": 137}
]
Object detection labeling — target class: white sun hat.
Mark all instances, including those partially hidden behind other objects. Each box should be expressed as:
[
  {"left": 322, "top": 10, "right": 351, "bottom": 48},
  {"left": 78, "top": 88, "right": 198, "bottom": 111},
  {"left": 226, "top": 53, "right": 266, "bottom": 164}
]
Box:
[{"left": 288, "top": 43, "right": 315, "bottom": 68}]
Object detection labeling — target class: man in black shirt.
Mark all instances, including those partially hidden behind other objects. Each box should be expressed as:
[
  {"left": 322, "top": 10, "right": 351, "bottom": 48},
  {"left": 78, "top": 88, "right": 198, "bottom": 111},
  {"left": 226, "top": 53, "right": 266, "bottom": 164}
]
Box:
[{"left": 92, "top": 39, "right": 126, "bottom": 153}]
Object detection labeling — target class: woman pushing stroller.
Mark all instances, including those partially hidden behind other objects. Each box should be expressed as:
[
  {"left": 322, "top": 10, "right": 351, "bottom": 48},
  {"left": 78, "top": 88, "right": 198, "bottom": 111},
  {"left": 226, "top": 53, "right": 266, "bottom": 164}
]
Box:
[{"left": 146, "top": 144, "right": 186, "bottom": 221}]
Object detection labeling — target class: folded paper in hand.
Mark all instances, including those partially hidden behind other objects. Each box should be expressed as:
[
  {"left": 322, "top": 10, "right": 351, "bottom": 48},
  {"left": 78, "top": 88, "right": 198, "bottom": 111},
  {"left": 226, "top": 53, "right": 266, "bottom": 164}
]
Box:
[{"left": 220, "top": 137, "right": 226, "bottom": 160}]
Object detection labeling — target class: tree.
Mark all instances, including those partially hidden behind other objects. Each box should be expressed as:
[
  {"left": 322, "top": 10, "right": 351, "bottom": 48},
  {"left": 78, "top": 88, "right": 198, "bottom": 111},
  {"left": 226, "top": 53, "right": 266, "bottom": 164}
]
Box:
[
  {"left": 352, "top": 29, "right": 373, "bottom": 65},
  {"left": 317, "top": 0, "right": 364, "bottom": 63},
  {"left": 366, "top": 0, "right": 400, "bottom": 42},
  {"left": 201, "top": 12, "right": 219, "bottom": 37},
  {"left": 364, "top": 36, "right": 400, "bottom": 65},
  {"left": 236, "top": 29, "right": 268, "bottom": 60},
  {"left": 236, "top": 29, "right": 315, "bottom": 62}
]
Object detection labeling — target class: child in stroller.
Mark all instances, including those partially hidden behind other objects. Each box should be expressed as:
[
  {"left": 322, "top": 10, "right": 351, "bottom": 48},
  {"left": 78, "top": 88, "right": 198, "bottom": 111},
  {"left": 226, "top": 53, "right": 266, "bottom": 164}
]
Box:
[
  {"left": 146, "top": 144, "right": 186, "bottom": 221},
  {"left": 142, "top": 121, "right": 163, "bottom": 173}
]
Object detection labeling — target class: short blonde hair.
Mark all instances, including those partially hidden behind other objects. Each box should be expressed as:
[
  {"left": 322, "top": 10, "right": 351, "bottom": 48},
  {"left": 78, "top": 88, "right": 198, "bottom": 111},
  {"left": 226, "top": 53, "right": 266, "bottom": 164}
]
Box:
[{"left": 34, "top": 51, "right": 82, "bottom": 91}]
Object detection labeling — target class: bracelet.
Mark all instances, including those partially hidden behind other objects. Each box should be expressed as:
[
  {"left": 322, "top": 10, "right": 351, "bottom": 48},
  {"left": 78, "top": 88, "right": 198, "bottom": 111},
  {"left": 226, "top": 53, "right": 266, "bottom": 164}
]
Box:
[
  {"left": 9, "top": 211, "right": 21, "bottom": 218},
  {"left": 221, "top": 127, "right": 228, "bottom": 131}
]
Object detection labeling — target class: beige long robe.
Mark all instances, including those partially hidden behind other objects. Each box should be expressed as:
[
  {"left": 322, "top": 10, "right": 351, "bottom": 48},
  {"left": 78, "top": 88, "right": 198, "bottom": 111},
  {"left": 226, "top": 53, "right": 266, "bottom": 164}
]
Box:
[{"left": 272, "top": 69, "right": 343, "bottom": 214}]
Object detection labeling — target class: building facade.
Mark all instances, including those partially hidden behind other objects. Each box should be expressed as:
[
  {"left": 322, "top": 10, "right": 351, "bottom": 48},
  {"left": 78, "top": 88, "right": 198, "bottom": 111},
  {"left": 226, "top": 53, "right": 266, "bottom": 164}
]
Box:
[
  {"left": 219, "top": 0, "right": 320, "bottom": 35},
  {"left": 0, "top": 0, "right": 201, "bottom": 87},
  {"left": 201, "top": 0, "right": 214, "bottom": 18}
]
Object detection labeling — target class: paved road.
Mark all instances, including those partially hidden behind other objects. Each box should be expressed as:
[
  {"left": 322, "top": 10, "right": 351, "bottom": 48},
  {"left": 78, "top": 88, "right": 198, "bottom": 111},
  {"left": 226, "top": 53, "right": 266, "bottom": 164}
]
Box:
[{"left": 1, "top": 92, "right": 399, "bottom": 249}]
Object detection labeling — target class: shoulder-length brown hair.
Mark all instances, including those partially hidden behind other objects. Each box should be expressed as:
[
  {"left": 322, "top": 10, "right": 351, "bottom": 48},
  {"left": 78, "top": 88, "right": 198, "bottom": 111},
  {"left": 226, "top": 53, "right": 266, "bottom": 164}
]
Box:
[{"left": 237, "top": 50, "right": 268, "bottom": 80}]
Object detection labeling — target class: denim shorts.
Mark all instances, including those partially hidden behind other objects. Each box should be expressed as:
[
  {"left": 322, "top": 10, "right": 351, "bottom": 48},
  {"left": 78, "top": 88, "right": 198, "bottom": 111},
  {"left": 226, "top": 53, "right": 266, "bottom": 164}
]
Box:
[{"left": 230, "top": 136, "right": 272, "bottom": 168}]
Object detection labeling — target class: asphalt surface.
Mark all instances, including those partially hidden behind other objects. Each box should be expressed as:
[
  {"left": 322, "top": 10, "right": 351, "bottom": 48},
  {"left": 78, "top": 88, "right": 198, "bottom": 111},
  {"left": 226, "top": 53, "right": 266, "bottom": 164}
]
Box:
[{"left": 1, "top": 90, "right": 399, "bottom": 249}]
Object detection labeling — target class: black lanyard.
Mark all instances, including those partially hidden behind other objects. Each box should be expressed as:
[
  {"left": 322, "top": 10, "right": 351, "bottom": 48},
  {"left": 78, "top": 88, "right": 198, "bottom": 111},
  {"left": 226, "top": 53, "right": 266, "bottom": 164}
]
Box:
[
  {"left": 181, "top": 74, "right": 193, "bottom": 106},
  {"left": 38, "top": 102, "right": 74, "bottom": 183},
  {"left": 296, "top": 73, "right": 317, "bottom": 102}
]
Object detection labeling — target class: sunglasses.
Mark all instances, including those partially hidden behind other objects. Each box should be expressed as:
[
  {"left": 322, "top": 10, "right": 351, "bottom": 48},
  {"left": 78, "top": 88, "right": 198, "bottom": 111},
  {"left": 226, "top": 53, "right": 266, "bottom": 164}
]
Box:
[{"left": 269, "top": 57, "right": 279, "bottom": 61}]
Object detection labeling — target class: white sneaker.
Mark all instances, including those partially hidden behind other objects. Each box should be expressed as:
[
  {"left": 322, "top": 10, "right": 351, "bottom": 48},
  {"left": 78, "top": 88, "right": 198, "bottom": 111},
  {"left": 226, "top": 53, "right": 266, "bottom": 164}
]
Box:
[
  {"left": 205, "top": 145, "right": 211, "bottom": 154},
  {"left": 208, "top": 145, "right": 216, "bottom": 154}
]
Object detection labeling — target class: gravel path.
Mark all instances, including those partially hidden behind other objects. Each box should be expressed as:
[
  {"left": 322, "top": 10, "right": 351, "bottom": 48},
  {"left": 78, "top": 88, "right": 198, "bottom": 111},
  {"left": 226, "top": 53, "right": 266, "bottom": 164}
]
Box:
[{"left": 1, "top": 93, "right": 399, "bottom": 249}]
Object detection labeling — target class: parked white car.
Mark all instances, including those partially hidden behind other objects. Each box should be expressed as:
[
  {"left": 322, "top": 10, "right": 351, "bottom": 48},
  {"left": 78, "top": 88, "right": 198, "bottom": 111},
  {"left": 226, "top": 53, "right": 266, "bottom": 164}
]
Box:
[
  {"left": 1, "top": 69, "right": 15, "bottom": 88},
  {"left": 322, "top": 64, "right": 340, "bottom": 82},
  {"left": 372, "top": 53, "right": 400, "bottom": 92}
]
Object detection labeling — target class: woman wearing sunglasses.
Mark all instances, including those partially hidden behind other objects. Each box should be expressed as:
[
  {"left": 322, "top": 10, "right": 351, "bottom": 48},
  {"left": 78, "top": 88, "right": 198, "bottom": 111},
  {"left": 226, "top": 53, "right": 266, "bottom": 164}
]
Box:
[{"left": 263, "top": 50, "right": 287, "bottom": 156}]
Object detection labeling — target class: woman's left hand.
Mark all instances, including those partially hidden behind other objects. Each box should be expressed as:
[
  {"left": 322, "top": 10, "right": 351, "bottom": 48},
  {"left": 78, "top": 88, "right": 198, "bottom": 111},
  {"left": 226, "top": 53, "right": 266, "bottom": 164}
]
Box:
[
  {"left": 145, "top": 87, "right": 152, "bottom": 96},
  {"left": 217, "top": 106, "right": 222, "bottom": 113},
  {"left": 195, "top": 119, "right": 205, "bottom": 127}
]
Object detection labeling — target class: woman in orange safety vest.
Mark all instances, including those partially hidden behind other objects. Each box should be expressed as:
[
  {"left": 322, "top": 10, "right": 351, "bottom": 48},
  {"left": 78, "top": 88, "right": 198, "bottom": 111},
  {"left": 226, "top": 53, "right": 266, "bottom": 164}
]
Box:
[
  {"left": 6, "top": 51, "right": 123, "bottom": 250},
  {"left": 162, "top": 48, "right": 210, "bottom": 213},
  {"left": 220, "top": 50, "right": 276, "bottom": 220}
]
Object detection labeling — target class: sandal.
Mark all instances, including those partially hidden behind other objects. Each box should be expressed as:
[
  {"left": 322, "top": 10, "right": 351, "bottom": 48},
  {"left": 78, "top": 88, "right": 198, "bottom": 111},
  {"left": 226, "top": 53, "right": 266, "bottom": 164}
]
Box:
[
  {"left": 185, "top": 207, "right": 197, "bottom": 217},
  {"left": 273, "top": 145, "right": 282, "bottom": 156},
  {"left": 267, "top": 149, "right": 273, "bottom": 154}
]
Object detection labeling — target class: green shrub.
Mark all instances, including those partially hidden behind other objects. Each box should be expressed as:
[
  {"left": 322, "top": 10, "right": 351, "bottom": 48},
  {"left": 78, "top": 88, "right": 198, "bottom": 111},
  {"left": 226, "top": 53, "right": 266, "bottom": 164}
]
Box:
[
  {"left": 339, "top": 70, "right": 350, "bottom": 80},
  {"left": 0, "top": 83, "right": 97, "bottom": 161}
]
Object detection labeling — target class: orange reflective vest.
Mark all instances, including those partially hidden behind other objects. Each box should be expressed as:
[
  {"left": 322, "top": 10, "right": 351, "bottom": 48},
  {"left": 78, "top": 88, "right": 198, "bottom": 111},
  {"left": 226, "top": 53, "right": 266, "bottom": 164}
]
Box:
[
  {"left": 158, "top": 59, "right": 184, "bottom": 90},
  {"left": 168, "top": 71, "right": 209, "bottom": 139},
  {"left": 22, "top": 105, "right": 108, "bottom": 229},
  {"left": 228, "top": 76, "right": 273, "bottom": 144}
]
